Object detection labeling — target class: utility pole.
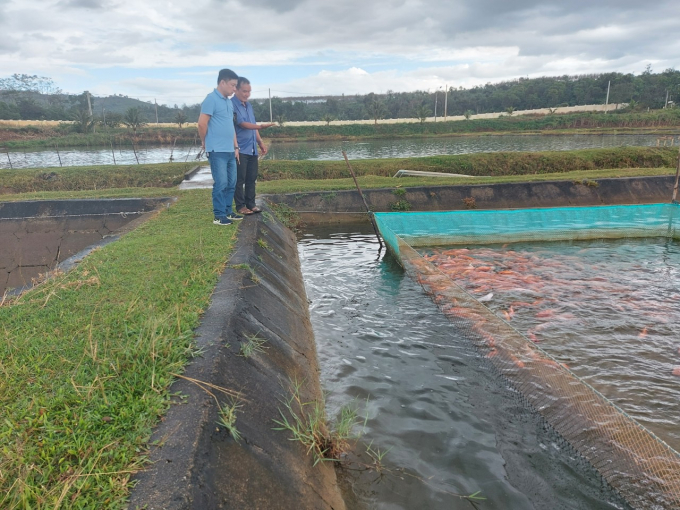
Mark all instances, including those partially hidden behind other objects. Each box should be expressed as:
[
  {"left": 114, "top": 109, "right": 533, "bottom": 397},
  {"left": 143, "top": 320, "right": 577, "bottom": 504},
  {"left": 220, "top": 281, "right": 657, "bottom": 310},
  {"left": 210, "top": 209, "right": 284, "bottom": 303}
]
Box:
[
  {"left": 86, "top": 92, "right": 95, "bottom": 133},
  {"left": 102, "top": 107, "right": 106, "bottom": 126},
  {"left": 444, "top": 84, "right": 448, "bottom": 120},
  {"left": 604, "top": 81, "right": 610, "bottom": 114},
  {"left": 434, "top": 91, "right": 438, "bottom": 122},
  {"left": 269, "top": 88, "right": 273, "bottom": 123},
  {"left": 665, "top": 90, "right": 670, "bottom": 109},
  {"left": 154, "top": 99, "right": 159, "bottom": 124}
]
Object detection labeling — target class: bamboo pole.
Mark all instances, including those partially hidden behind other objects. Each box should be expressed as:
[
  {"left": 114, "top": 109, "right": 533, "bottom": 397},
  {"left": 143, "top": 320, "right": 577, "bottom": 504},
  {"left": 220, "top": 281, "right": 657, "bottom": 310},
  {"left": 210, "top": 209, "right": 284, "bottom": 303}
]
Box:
[
  {"left": 672, "top": 144, "right": 680, "bottom": 203},
  {"left": 342, "top": 151, "right": 384, "bottom": 250}
]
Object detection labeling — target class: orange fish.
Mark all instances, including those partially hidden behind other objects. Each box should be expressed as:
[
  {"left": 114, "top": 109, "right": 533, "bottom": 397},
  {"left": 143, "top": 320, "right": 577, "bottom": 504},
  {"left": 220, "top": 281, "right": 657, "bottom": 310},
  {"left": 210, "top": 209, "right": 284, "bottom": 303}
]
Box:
[
  {"left": 672, "top": 366, "right": 680, "bottom": 377},
  {"left": 639, "top": 327, "right": 648, "bottom": 338},
  {"left": 536, "top": 309, "right": 556, "bottom": 318}
]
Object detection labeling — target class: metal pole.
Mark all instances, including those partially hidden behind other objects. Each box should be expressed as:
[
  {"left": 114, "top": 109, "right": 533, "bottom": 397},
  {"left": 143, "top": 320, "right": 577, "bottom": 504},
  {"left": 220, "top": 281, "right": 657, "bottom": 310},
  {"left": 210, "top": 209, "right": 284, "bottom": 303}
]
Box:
[
  {"left": 444, "top": 84, "right": 448, "bottom": 120},
  {"left": 4, "top": 149, "right": 12, "bottom": 169},
  {"left": 342, "top": 151, "right": 383, "bottom": 250},
  {"left": 110, "top": 140, "right": 116, "bottom": 165},
  {"left": 155, "top": 99, "right": 159, "bottom": 124},
  {"left": 671, "top": 145, "right": 680, "bottom": 203},
  {"left": 665, "top": 90, "right": 669, "bottom": 109},
  {"left": 269, "top": 88, "right": 273, "bottom": 123}
]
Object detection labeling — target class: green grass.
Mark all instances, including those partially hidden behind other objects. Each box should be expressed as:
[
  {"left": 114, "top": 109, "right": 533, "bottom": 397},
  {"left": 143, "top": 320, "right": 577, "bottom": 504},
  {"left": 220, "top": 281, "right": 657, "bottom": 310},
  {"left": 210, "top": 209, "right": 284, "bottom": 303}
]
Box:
[
  {"left": 0, "top": 189, "right": 238, "bottom": 508},
  {"left": 258, "top": 147, "right": 678, "bottom": 180},
  {"left": 217, "top": 398, "right": 243, "bottom": 443},
  {"left": 239, "top": 333, "right": 268, "bottom": 358},
  {"left": 272, "top": 379, "right": 365, "bottom": 467},
  {"left": 0, "top": 162, "right": 196, "bottom": 195}
]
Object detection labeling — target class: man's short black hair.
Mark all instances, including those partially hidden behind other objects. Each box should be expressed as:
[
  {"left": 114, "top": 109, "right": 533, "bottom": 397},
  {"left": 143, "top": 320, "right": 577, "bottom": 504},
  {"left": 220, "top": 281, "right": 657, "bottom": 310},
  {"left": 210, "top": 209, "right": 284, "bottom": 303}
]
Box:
[
  {"left": 217, "top": 68, "right": 238, "bottom": 85},
  {"left": 237, "top": 77, "right": 251, "bottom": 88}
]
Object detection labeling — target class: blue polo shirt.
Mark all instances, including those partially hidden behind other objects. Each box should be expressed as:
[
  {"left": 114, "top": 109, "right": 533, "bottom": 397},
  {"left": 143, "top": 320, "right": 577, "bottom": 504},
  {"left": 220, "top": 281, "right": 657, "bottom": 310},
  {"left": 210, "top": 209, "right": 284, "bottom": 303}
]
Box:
[
  {"left": 201, "top": 89, "right": 235, "bottom": 153},
  {"left": 231, "top": 96, "right": 258, "bottom": 156}
]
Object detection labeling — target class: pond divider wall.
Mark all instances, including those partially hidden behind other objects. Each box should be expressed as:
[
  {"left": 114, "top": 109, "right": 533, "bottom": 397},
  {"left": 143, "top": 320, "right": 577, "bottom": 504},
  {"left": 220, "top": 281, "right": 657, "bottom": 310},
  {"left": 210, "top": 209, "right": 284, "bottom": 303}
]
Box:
[
  {"left": 128, "top": 210, "right": 345, "bottom": 510},
  {"left": 0, "top": 198, "right": 173, "bottom": 295},
  {"left": 263, "top": 175, "right": 674, "bottom": 224}
]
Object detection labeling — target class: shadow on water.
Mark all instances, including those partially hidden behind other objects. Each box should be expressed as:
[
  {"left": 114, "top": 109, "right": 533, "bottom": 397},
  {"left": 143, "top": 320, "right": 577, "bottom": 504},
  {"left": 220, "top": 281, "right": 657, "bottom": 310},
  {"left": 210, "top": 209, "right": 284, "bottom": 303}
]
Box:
[{"left": 298, "top": 224, "right": 630, "bottom": 510}]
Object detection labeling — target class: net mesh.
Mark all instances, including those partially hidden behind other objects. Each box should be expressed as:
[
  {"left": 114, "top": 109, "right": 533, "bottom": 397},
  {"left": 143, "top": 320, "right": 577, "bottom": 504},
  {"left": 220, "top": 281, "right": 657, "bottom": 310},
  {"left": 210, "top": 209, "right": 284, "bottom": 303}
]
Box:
[{"left": 375, "top": 204, "right": 680, "bottom": 509}]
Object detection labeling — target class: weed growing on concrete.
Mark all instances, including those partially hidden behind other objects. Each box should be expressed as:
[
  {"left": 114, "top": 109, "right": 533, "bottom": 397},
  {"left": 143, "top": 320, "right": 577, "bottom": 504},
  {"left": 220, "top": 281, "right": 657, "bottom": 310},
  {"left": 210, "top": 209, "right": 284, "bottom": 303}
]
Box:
[
  {"left": 239, "top": 332, "right": 268, "bottom": 358},
  {"left": 392, "top": 187, "right": 406, "bottom": 197},
  {"left": 229, "top": 263, "right": 261, "bottom": 285},
  {"left": 257, "top": 238, "right": 271, "bottom": 251},
  {"left": 273, "top": 378, "right": 366, "bottom": 466},
  {"left": 270, "top": 203, "right": 301, "bottom": 230},
  {"left": 321, "top": 192, "right": 337, "bottom": 201},
  {"left": 463, "top": 196, "right": 477, "bottom": 209},
  {"left": 390, "top": 199, "right": 412, "bottom": 211},
  {"left": 262, "top": 211, "right": 274, "bottom": 224},
  {"left": 217, "top": 397, "right": 243, "bottom": 443}
]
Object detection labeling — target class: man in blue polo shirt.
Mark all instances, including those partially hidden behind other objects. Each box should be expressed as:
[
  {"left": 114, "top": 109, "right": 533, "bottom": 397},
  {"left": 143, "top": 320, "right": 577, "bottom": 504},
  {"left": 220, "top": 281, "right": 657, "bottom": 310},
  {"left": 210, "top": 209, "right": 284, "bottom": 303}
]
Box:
[
  {"left": 231, "top": 77, "right": 275, "bottom": 215},
  {"left": 198, "top": 68, "right": 243, "bottom": 225}
]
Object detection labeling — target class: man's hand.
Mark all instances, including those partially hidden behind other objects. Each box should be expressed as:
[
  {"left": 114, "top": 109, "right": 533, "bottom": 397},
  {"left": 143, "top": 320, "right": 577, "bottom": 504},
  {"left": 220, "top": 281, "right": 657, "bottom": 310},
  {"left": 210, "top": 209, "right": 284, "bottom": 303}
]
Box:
[{"left": 259, "top": 144, "right": 268, "bottom": 156}]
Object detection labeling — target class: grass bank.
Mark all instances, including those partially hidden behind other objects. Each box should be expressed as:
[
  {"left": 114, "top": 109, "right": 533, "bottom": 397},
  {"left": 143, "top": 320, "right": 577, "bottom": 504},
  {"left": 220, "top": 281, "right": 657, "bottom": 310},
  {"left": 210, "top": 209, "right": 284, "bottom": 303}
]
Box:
[
  {"left": 0, "top": 162, "right": 195, "bottom": 195},
  {"left": 1, "top": 147, "right": 677, "bottom": 198},
  {"left": 3, "top": 110, "right": 680, "bottom": 149},
  {"left": 259, "top": 147, "right": 678, "bottom": 180},
  {"left": 0, "top": 189, "right": 238, "bottom": 508}
]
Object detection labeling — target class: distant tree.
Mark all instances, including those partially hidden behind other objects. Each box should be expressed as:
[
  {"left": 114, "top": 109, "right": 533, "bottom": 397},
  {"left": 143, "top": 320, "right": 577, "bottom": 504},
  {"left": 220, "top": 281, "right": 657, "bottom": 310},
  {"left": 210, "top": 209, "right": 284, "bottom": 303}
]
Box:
[
  {"left": 174, "top": 111, "right": 187, "bottom": 128},
  {"left": 463, "top": 110, "right": 473, "bottom": 120},
  {"left": 505, "top": 106, "right": 515, "bottom": 116},
  {"left": 72, "top": 109, "right": 95, "bottom": 133},
  {"left": 321, "top": 113, "right": 335, "bottom": 126},
  {"left": 17, "top": 98, "right": 46, "bottom": 120},
  {"left": 123, "top": 107, "right": 146, "bottom": 134},
  {"left": 275, "top": 113, "right": 286, "bottom": 127},
  {"left": 102, "top": 112, "right": 122, "bottom": 128},
  {"left": 0, "top": 74, "right": 60, "bottom": 94},
  {"left": 367, "top": 99, "right": 387, "bottom": 125},
  {"left": 414, "top": 104, "right": 431, "bottom": 124}
]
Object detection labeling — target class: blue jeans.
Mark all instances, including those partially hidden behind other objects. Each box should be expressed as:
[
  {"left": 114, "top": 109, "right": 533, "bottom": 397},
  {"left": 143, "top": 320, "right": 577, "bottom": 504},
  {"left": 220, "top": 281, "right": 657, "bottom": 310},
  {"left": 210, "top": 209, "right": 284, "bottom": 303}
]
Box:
[{"left": 207, "top": 151, "right": 236, "bottom": 218}]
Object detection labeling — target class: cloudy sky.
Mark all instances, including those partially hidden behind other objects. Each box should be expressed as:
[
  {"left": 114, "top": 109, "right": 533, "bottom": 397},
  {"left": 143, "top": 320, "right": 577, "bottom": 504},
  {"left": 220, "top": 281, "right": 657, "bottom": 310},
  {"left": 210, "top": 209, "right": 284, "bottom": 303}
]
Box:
[{"left": 1, "top": 0, "right": 678, "bottom": 106}]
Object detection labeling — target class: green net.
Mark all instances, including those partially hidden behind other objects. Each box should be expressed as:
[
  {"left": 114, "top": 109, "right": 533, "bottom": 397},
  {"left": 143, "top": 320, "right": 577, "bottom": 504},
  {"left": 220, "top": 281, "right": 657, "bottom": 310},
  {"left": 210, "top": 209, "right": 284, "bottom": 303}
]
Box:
[{"left": 375, "top": 204, "right": 680, "bottom": 509}]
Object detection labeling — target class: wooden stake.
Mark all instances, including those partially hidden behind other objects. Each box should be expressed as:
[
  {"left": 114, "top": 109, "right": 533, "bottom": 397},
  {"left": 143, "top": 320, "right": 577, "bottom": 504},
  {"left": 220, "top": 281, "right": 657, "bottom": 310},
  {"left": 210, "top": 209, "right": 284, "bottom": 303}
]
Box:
[{"left": 55, "top": 143, "right": 62, "bottom": 167}]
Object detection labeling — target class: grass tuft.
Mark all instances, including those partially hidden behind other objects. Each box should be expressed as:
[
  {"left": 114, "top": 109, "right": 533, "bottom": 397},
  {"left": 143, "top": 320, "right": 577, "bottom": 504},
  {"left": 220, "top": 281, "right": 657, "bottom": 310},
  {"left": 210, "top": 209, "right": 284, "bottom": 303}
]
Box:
[
  {"left": 217, "top": 397, "right": 243, "bottom": 443},
  {"left": 239, "top": 332, "right": 268, "bottom": 358},
  {"left": 272, "top": 378, "right": 366, "bottom": 466}
]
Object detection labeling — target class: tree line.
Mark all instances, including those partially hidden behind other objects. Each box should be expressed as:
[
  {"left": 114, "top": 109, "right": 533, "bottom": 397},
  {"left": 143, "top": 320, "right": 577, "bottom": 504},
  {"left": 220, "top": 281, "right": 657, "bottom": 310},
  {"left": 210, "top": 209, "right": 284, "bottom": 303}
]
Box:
[{"left": 1, "top": 68, "right": 679, "bottom": 127}]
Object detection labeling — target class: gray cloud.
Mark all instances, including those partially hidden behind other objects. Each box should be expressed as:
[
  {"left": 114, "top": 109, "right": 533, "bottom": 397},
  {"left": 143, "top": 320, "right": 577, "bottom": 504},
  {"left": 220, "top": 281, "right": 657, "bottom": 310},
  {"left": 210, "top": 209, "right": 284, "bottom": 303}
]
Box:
[{"left": 57, "top": 0, "right": 108, "bottom": 9}]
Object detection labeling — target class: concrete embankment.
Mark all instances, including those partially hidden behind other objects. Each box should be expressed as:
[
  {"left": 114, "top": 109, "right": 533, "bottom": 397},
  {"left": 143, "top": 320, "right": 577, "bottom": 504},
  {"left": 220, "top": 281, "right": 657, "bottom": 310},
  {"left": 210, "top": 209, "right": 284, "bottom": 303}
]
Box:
[
  {"left": 263, "top": 175, "right": 675, "bottom": 225},
  {"left": 0, "top": 197, "right": 172, "bottom": 294},
  {"left": 128, "top": 210, "right": 345, "bottom": 510}
]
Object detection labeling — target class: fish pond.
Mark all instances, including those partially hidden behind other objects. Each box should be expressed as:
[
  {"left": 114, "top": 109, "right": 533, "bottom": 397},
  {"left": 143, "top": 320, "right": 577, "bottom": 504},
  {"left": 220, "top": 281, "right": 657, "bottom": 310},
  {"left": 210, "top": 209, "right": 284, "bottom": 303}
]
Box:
[
  {"left": 0, "top": 133, "right": 666, "bottom": 169},
  {"left": 298, "top": 226, "right": 630, "bottom": 510},
  {"left": 418, "top": 238, "right": 680, "bottom": 453}
]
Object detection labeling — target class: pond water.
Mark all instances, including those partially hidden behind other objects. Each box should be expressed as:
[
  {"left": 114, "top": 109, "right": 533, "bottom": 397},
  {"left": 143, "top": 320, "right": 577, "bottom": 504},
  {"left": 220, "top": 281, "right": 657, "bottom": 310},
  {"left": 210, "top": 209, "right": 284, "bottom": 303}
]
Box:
[
  {"left": 298, "top": 226, "right": 629, "bottom": 510},
  {"left": 1, "top": 133, "right": 665, "bottom": 169}
]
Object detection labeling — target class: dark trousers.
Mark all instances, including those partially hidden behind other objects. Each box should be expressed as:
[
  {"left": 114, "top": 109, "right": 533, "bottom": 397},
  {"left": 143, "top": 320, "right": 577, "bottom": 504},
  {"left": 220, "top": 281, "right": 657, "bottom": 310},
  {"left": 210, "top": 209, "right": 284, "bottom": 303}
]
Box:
[{"left": 234, "top": 153, "right": 259, "bottom": 211}]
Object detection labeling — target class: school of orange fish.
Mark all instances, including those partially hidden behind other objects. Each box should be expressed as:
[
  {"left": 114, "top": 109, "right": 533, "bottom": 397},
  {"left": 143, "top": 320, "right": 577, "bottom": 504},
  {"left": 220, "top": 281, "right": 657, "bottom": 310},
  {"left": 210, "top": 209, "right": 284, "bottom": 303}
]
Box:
[{"left": 418, "top": 245, "right": 680, "bottom": 378}]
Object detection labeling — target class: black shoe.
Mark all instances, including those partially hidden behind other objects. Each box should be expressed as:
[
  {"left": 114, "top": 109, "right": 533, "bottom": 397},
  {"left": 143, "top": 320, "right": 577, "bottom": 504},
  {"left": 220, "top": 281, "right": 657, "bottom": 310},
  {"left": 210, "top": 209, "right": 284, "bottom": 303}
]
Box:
[
  {"left": 213, "top": 216, "right": 233, "bottom": 226},
  {"left": 226, "top": 213, "right": 244, "bottom": 221}
]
